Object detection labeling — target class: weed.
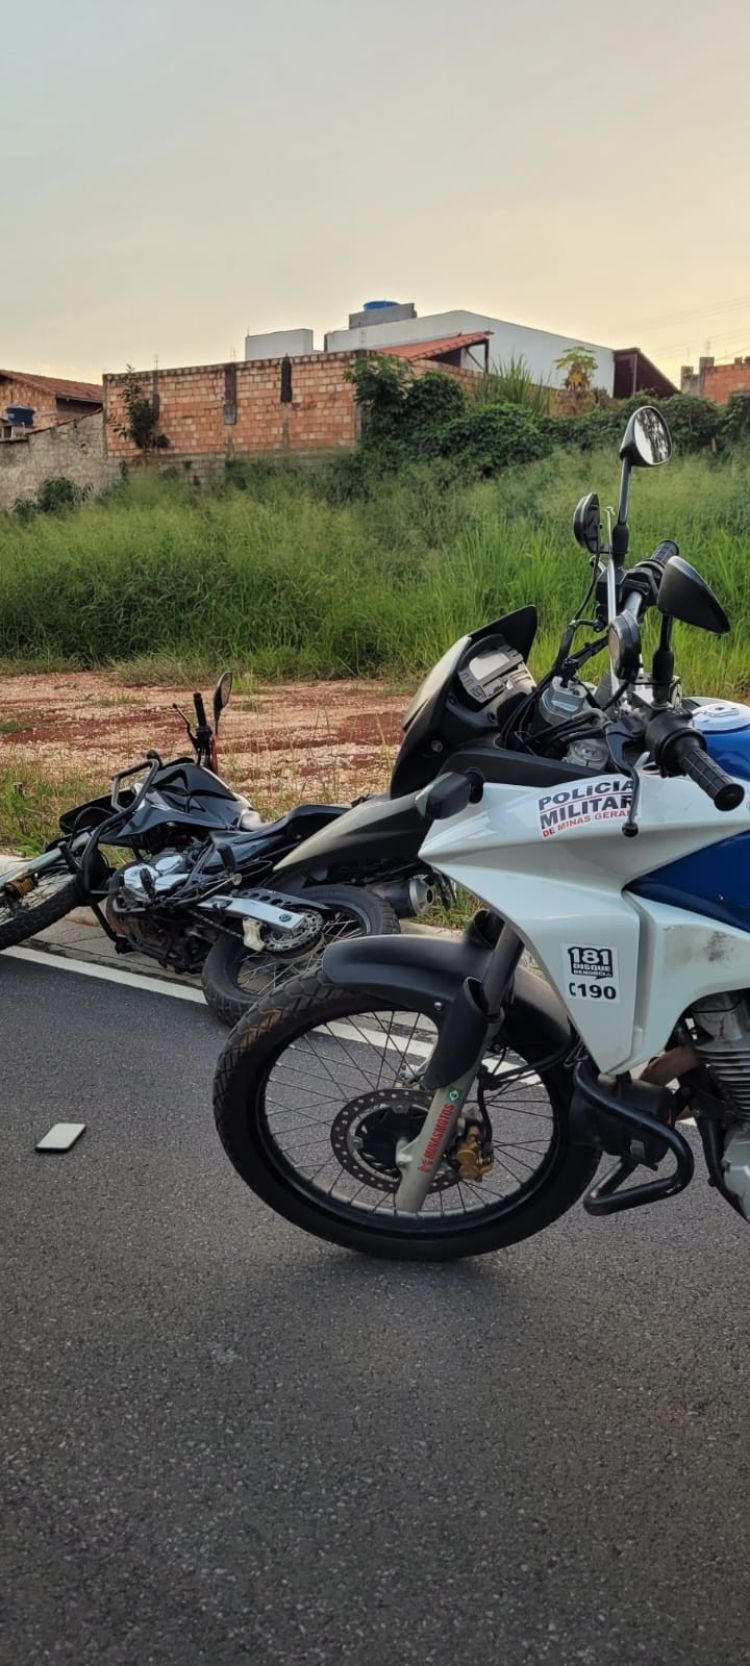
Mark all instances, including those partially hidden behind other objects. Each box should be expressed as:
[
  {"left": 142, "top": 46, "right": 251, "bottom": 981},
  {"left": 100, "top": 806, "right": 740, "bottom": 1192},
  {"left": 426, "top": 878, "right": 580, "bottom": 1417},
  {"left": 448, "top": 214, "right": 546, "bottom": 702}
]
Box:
[{"left": 0, "top": 447, "right": 748, "bottom": 700}]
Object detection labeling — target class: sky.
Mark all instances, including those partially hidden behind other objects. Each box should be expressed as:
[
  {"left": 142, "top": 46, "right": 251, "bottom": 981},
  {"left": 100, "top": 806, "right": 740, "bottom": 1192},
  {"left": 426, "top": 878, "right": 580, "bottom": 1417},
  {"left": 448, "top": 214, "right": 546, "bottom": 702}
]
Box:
[{"left": 4, "top": 0, "right": 750, "bottom": 386}]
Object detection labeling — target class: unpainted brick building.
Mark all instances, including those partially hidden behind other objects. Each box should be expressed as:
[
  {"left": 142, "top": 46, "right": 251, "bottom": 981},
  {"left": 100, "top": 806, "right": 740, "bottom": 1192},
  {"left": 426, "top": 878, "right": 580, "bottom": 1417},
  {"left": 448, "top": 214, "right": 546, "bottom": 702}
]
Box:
[
  {"left": 680, "top": 356, "right": 750, "bottom": 404},
  {"left": 103, "top": 334, "right": 491, "bottom": 475},
  {"left": 104, "top": 353, "right": 363, "bottom": 472},
  {"left": 0, "top": 369, "right": 103, "bottom": 435}
]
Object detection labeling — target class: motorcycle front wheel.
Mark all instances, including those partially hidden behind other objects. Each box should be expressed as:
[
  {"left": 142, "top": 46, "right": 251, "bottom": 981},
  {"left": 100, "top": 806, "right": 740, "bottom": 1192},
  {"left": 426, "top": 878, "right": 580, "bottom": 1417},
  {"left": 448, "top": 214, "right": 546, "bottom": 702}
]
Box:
[
  {"left": 0, "top": 852, "right": 82, "bottom": 950},
  {"left": 213, "top": 970, "right": 599, "bottom": 1261}
]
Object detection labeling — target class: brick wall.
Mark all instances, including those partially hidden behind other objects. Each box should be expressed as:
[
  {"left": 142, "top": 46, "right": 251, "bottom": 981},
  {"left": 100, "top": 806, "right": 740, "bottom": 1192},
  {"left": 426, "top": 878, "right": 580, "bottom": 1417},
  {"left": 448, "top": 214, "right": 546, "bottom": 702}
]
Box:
[
  {"left": 409, "top": 358, "right": 482, "bottom": 394},
  {"left": 0, "top": 412, "right": 108, "bottom": 511},
  {"left": 104, "top": 353, "right": 362, "bottom": 463},
  {"left": 680, "top": 356, "right": 750, "bottom": 404}
]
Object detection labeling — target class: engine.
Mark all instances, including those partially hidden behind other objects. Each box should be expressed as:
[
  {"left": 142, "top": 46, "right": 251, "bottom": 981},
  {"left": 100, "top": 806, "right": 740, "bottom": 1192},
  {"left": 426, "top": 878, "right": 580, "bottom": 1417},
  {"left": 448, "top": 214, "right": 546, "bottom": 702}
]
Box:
[
  {"left": 112, "top": 852, "right": 191, "bottom": 907},
  {"left": 690, "top": 991, "right": 750, "bottom": 1219},
  {"left": 104, "top": 852, "right": 207, "bottom": 972},
  {"left": 691, "top": 991, "right": 750, "bottom": 1114}
]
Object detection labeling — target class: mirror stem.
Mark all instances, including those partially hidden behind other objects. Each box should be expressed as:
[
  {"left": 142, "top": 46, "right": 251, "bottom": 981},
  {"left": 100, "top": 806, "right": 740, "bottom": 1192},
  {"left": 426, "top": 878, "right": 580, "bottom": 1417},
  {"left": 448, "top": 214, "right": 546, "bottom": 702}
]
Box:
[
  {"left": 606, "top": 559, "right": 620, "bottom": 685},
  {"left": 652, "top": 617, "right": 674, "bottom": 707},
  {"left": 613, "top": 458, "right": 631, "bottom": 570}
]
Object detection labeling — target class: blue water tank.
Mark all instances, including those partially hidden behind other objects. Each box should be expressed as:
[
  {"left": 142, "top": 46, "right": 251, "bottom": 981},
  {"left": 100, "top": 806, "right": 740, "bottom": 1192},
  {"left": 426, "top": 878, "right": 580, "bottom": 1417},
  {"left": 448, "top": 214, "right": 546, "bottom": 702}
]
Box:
[
  {"left": 363, "top": 300, "right": 398, "bottom": 311},
  {"left": 5, "top": 405, "right": 35, "bottom": 428}
]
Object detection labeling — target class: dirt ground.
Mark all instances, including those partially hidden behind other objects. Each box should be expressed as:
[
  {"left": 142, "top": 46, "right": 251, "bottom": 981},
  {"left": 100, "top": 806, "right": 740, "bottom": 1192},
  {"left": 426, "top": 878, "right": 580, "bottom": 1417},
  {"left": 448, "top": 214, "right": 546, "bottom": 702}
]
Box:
[{"left": 0, "top": 672, "right": 406, "bottom": 809}]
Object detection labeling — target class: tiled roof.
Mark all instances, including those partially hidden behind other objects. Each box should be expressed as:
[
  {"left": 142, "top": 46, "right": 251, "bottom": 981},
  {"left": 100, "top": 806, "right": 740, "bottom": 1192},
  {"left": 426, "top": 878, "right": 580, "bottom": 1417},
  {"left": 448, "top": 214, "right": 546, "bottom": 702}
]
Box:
[
  {"left": 378, "top": 332, "right": 491, "bottom": 361},
  {"left": 0, "top": 369, "right": 103, "bottom": 403}
]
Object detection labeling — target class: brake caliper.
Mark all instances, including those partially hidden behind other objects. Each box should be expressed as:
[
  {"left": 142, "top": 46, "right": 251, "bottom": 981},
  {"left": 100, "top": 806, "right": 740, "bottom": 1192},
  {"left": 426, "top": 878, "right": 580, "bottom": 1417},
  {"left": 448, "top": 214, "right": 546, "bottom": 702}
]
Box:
[{"left": 452, "top": 1121, "right": 494, "bottom": 1182}]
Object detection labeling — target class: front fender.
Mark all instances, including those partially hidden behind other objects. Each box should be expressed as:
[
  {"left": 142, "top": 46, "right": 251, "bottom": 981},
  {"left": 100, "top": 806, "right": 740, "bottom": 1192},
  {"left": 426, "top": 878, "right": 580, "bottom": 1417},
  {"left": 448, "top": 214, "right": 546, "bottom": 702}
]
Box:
[{"left": 321, "top": 930, "right": 573, "bottom": 1064}]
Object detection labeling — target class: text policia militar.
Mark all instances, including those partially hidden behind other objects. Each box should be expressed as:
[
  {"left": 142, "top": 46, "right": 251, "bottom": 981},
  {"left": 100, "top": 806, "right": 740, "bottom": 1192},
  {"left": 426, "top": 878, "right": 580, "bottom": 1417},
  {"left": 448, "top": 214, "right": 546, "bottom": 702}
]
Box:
[{"left": 538, "top": 778, "right": 633, "bottom": 838}]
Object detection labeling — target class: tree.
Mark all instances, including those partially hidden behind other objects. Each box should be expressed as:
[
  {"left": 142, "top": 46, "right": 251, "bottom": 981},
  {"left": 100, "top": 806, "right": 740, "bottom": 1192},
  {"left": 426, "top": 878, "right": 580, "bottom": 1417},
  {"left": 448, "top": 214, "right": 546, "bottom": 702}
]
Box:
[
  {"left": 110, "top": 367, "right": 169, "bottom": 460},
  {"left": 554, "top": 347, "right": 600, "bottom": 395}
]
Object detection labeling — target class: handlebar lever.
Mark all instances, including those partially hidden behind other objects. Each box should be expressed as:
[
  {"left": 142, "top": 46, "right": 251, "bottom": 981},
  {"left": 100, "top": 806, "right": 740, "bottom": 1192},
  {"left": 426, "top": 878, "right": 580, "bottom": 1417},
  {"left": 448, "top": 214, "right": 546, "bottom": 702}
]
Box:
[{"left": 607, "top": 714, "right": 646, "bottom": 837}]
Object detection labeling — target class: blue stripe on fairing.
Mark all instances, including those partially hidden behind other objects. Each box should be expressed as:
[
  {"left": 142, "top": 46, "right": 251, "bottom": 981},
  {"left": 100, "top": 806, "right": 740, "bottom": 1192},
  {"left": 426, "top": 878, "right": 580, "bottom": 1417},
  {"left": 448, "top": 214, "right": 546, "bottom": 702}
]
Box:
[
  {"left": 629, "top": 831, "right": 750, "bottom": 933},
  {"left": 628, "top": 724, "right": 750, "bottom": 930},
  {"left": 704, "top": 726, "right": 750, "bottom": 782}
]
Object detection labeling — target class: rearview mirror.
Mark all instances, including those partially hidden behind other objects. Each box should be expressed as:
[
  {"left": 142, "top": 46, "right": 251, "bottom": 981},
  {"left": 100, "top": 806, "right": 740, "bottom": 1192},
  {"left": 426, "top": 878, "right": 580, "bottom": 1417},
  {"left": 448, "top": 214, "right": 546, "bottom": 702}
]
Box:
[
  {"left": 657, "top": 556, "right": 729, "bottom": 636},
  {"left": 213, "top": 670, "right": 233, "bottom": 731},
  {"left": 573, "top": 491, "right": 602, "bottom": 555},
  {"left": 608, "top": 612, "right": 642, "bottom": 680},
  {"left": 619, "top": 406, "right": 672, "bottom": 468}
]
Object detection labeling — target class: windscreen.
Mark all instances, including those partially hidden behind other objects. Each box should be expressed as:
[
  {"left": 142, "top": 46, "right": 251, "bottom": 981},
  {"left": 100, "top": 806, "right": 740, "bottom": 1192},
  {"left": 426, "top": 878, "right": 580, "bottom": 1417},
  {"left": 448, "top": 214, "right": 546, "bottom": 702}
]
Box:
[{"left": 401, "top": 635, "right": 470, "bottom": 730}]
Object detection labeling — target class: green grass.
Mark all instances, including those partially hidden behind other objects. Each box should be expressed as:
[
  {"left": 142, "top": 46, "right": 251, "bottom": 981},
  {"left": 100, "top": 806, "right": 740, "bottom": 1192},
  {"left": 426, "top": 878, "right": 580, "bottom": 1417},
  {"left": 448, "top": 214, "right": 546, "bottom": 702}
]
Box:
[
  {"left": 1, "top": 449, "right": 750, "bottom": 696},
  {"left": 0, "top": 765, "right": 98, "bottom": 855}
]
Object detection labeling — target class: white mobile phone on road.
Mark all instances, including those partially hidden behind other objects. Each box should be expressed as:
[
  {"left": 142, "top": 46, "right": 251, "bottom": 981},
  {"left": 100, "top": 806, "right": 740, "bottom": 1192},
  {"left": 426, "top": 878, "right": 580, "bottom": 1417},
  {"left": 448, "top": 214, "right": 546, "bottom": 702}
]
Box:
[{"left": 35, "top": 1123, "right": 86, "bottom": 1153}]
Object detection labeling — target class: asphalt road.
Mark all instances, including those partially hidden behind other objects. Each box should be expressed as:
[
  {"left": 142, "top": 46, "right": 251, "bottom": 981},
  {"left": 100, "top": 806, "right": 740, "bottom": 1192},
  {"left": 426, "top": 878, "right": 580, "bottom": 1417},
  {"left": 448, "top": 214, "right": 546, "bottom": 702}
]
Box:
[{"left": 2, "top": 952, "right": 750, "bottom": 1666}]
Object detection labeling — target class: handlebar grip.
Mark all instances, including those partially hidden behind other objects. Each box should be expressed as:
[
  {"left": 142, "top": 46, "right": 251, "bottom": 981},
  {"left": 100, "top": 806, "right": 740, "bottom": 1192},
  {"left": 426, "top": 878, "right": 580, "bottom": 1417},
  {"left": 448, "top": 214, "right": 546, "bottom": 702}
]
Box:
[
  {"left": 193, "top": 692, "right": 208, "bottom": 727},
  {"left": 619, "top": 542, "right": 679, "bottom": 622},
  {"left": 675, "top": 738, "right": 744, "bottom": 811},
  {"left": 648, "top": 540, "right": 679, "bottom": 569}
]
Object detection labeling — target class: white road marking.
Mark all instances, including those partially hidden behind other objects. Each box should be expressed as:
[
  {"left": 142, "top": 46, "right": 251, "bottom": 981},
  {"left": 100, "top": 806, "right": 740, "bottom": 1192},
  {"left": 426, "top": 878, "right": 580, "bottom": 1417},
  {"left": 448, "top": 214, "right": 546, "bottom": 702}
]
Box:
[
  {"left": 0, "top": 949, "right": 707, "bottom": 1124},
  {"left": 4, "top": 946, "right": 206, "bottom": 1003}
]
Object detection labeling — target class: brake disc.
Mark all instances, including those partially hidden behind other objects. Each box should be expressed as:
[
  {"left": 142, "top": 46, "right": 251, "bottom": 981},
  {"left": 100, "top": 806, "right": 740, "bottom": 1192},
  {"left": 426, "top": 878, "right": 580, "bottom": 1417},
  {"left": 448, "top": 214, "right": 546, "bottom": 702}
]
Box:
[
  {"left": 260, "top": 909, "right": 324, "bottom": 956},
  {"left": 330, "top": 1088, "right": 459, "bottom": 1193}
]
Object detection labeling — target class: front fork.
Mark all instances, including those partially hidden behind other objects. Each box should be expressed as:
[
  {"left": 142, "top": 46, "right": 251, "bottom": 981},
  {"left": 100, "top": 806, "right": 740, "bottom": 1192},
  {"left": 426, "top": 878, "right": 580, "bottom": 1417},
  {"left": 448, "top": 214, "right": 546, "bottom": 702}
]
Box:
[{"left": 395, "top": 925, "right": 524, "bottom": 1213}]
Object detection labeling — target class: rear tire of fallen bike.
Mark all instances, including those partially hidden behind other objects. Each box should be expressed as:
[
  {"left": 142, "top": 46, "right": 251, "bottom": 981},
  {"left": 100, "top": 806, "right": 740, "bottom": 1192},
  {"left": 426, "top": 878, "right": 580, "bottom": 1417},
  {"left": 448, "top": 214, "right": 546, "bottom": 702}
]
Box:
[
  {"left": 201, "top": 884, "right": 400, "bottom": 1027},
  {"left": 213, "top": 970, "right": 599, "bottom": 1261}
]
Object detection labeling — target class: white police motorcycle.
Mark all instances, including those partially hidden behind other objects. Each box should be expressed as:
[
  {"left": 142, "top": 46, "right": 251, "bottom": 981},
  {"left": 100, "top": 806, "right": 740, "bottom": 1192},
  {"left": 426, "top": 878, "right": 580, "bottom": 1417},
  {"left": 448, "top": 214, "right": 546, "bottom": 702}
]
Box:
[{"left": 212, "top": 408, "right": 750, "bottom": 1259}]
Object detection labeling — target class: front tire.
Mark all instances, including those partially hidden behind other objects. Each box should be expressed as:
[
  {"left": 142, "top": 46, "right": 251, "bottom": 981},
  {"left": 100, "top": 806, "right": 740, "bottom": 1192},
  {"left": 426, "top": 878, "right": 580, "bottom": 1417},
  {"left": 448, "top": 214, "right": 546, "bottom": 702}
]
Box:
[
  {"left": 213, "top": 971, "right": 599, "bottom": 1261},
  {"left": 202, "top": 885, "right": 400, "bottom": 1027},
  {"left": 0, "top": 854, "right": 81, "bottom": 950}
]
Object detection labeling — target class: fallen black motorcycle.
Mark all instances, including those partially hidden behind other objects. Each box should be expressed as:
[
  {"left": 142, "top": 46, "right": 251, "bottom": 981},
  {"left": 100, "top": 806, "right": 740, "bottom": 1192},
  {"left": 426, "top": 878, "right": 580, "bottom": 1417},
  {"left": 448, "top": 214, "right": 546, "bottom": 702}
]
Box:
[{"left": 0, "top": 672, "right": 405, "bottom": 982}]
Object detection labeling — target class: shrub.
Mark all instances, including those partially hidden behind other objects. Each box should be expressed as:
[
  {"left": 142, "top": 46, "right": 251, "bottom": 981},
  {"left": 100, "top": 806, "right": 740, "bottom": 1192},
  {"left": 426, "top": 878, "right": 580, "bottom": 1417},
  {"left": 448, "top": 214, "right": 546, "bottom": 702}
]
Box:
[
  {"left": 472, "top": 355, "right": 554, "bottom": 418},
  {"left": 401, "top": 371, "right": 466, "bottom": 456},
  {"left": 346, "top": 355, "right": 414, "bottom": 446},
  {"left": 542, "top": 392, "right": 722, "bottom": 457},
  {"left": 109, "top": 366, "right": 169, "bottom": 457},
  {"left": 439, "top": 404, "right": 551, "bottom": 476},
  {"left": 722, "top": 391, "right": 750, "bottom": 445},
  {"left": 654, "top": 394, "right": 722, "bottom": 452},
  {"left": 12, "top": 476, "right": 90, "bottom": 519},
  {"left": 12, "top": 497, "right": 36, "bottom": 524}
]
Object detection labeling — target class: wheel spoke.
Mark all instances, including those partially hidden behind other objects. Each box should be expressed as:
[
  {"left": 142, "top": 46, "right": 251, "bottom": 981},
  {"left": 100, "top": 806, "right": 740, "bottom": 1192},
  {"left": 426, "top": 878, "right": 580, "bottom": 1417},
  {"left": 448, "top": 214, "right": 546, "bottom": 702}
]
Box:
[{"left": 257, "top": 1002, "right": 559, "bottom": 1233}]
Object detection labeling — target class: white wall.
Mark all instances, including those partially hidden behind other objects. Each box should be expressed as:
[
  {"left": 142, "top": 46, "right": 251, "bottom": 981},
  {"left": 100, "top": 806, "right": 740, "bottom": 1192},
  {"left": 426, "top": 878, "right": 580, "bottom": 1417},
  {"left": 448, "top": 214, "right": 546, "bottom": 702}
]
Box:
[
  {"left": 324, "top": 309, "right": 615, "bottom": 392},
  {"left": 245, "top": 328, "right": 315, "bottom": 360}
]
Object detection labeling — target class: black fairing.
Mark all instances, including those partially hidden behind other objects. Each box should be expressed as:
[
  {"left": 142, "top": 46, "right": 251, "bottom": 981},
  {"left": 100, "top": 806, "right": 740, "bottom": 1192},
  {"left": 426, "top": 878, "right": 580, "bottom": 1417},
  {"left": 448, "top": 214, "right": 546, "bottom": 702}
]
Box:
[
  {"left": 60, "top": 758, "right": 251, "bottom": 848},
  {"left": 273, "top": 792, "right": 424, "bottom": 883},
  {"left": 114, "top": 760, "right": 247, "bottom": 839},
  {"left": 272, "top": 740, "right": 597, "bottom": 885},
  {"left": 320, "top": 931, "right": 572, "bottom": 1061},
  {"left": 209, "top": 804, "right": 346, "bottom": 875},
  {"left": 389, "top": 606, "right": 537, "bottom": 797},
  {"left": 440, "top": 744, "right": 598, "bottom": 788}
]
